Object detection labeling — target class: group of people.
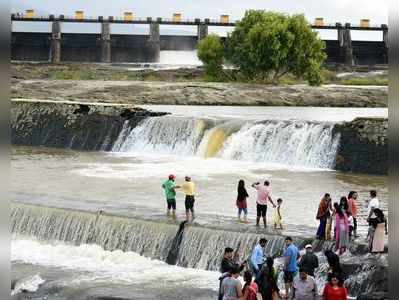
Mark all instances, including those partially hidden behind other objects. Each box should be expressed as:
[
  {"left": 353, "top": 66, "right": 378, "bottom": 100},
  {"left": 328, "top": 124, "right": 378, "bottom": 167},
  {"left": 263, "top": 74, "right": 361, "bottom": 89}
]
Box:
[
  {"left": 162, "top": 174, "right": 196, "bottom": 222},
  {"left": 219, "top": 237, "right": 348, "bottom": 300},
  {"left": 316, "top": 190, "right": 387, "bottom": 254},
  {"left": 162, "top": 176, "right": 283, "bottom": 229}
]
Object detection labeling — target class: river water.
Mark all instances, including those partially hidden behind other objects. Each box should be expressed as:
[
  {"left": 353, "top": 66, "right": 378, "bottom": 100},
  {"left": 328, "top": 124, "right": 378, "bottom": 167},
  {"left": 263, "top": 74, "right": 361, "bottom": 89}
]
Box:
[{"left": 11, "top": 105, "right": 388, "bottom": 299}]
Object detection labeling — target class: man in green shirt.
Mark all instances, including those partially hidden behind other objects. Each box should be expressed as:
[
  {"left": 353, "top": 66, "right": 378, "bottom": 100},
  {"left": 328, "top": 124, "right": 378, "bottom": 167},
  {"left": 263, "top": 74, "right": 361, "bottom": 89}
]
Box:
[{"left": 162, "top": 174, "right": 180, "bottom": 219}]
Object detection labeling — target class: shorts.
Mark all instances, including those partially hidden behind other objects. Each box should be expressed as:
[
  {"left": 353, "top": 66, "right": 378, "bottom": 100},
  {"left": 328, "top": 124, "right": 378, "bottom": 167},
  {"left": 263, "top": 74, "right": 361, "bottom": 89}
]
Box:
[
  {"left": 167, "top": 198, "right": 176, "bottom": 210},
  {"left": 185, "top": 195, "right": 195, "bottom": 212},
  {"left": 284, "top": 271, "right": 295, "bottom": 283},
  {"left": 257, "top": 204, "right": 267, "bottom": 217}
]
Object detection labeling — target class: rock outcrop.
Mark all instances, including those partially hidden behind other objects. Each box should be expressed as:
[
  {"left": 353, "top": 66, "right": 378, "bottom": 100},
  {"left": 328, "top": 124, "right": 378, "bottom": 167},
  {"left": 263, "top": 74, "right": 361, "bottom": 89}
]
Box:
[
  {"left": 11, "top": 99, "right": 167, "bottom": 150},
  {"left": 333, "top": 118, "right": 388, "bottom": 174}
]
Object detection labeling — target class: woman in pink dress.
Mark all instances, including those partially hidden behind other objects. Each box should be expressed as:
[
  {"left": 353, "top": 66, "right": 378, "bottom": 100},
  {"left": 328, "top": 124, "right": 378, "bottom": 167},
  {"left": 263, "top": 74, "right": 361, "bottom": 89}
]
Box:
[{"left": 334, "top": 201, "right": 349, "bottom": 255}]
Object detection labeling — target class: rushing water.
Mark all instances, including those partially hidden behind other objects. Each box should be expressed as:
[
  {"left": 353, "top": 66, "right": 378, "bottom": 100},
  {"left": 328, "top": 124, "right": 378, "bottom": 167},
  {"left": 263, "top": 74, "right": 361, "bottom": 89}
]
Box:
[{"left": 11, "top": 105, "right": 388, "bottom": 299}]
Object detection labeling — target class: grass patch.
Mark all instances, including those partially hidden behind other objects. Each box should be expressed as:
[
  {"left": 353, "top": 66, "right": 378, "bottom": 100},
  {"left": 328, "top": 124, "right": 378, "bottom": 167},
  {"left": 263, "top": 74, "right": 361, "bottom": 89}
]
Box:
[{"left": 338, "top": 76, "right": 388, "bottom": 86}]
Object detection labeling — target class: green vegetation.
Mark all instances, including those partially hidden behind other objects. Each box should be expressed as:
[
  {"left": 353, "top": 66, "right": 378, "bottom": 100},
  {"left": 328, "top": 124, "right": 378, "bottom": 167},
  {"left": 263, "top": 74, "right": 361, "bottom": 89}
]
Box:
[
  {"left": 197, "top": 10, "right": 327, "bottom": 85},
  {"left": 11, "top": 62, "right": 387, "bottom": 86},
  {"left": 338, "top": 76, "right": 388, "bottom": 86},
  {"left": 197, "top": 34, "right": 224, "bottom": 81}
]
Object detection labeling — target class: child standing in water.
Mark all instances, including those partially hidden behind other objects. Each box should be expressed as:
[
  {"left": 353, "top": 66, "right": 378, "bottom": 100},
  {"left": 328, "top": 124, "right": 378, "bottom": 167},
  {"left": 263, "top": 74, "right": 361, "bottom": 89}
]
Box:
[
  {"left": 236, "top": 179, "right": 249, "bottom": 223},
  {"left": 273, "top": 198, "right": 283, "bottom": 229}
]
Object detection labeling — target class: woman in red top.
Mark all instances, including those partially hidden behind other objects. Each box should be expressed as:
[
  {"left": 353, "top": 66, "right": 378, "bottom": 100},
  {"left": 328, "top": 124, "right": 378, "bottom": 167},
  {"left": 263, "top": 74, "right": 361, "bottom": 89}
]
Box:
[
  {"left": 242, "top": 270, "right": 258, "bottom": 300},
  {"left": 323, "top": 273, "right": 348, "bottom": 300}
]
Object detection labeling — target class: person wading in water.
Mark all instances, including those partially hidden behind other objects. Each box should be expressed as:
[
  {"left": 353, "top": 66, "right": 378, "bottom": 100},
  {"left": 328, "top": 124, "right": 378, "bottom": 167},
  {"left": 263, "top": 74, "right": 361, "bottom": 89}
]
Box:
[
  {"left": 237, "top": 179, "right": 249, "bottom": 223},
  {"left": 181, "top": 176, "right": 196, "bottom": 222},
  {"left": 252, "top": 181, "right": 276, "bottom": 228},
  {"left": 161, "top": 174, "right": 180, "bottom": 220}
]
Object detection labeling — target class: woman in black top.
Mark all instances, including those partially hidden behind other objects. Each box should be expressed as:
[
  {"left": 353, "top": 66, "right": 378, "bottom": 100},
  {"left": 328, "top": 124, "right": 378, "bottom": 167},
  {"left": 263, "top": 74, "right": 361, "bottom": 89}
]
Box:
[{"left": 237, "top": 179, "right": 249, "bottom": 223}]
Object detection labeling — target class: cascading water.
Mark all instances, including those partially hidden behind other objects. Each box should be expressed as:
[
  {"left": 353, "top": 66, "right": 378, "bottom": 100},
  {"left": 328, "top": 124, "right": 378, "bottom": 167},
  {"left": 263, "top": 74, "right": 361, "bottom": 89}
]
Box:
[
  {"left": 220, "top": 121, "right": 341, "bottom": 168},
  {"left": 11, "top": 203, "right": 304, "bottom": 271},
  {"left": 112, "top": 116, "right": 340, "bottom": 169},
  {"left": 112, "top": 116, "right": 211, "bottom": 155},
  {"left": 11, "top": 203, "right": 387, "bottom": 298}
]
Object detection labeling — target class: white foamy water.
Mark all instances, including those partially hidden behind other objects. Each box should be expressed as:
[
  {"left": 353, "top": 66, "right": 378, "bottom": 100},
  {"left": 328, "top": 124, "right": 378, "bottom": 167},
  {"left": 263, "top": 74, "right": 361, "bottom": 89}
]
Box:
[
  {"left": 159, "top": 50, "right": 202, "bottom": 66},
  {"left": 12, "top": 238, "right": 219, "bottom": 289},
  {"left": 112, "top": 116, "right": 339, "bottom": 169},
  {"left": 11, "top": 274, "right": 45, "bottom": 295}
]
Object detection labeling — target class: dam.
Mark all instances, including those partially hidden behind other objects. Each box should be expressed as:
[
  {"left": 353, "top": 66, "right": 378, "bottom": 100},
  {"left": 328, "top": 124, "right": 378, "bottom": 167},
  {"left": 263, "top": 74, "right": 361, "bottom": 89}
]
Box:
[
  {"left": 11, "top": 100, "right": 388, "bottom": 299},
  {"left": 11, "top": 12, "right": 389, "bottom": 66}
]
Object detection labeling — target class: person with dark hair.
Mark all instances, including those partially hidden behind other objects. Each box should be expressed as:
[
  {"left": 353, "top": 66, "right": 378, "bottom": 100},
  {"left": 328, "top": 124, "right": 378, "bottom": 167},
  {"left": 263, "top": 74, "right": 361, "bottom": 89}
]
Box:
[
  {"left": 219, "top": 248, "right": 247, "bottom": 300},
  {"left": 334, "top": 204, "right": 349, "bottom": 255},
  {"left": 162, "top": 174, "right": 180, "bottom": 219},
  {"left": 299, "top": 244, "right": 319, "bottom": 277},
  {"left": 250, "top": 238, "right": 268, "bottom": 277},
  {"left": 252, "top": 180, "right": 276, "bottom": 228},
  {"left": 292, "top": 268, "right": 317, "bottom": 300},
  {"left": 220, "top": 247, "right": 246, "bottom": 274},
  {"left": 181, "top": 175, "right": 196, "bottom": 222},
  {"left": 272, "top": 198, "right": 284, "bottom": 229},
  {"left": 322, "top": 273, "right": 348, "bottom": 300},
  {"left": 367, "top": 190, "right": 379, "bottom": 218},
  {"left": 237, "top": 179, "right": 249, "bottom": 223},
  {"left": 242, "top": 270, "right": 259, "bottom": 300},
  {"left": 368, "top": 208, "right": 388, "bottom": 253},
  {"left": 255, "top": 261, "right": 280, "bottom": 300},
  {"left": 347, "top": 191, "right": 359, "bottom": 238},
  {"left": 339, "top": 197, "right": 349, "bottom": 213},
  {"left": 324, "top": 250, "right": 343, "bottom": 278},
  {"left": 283, "top": 236, "right": 300, "bottom": 299},
  {"left": 220, "top": 266, "right": 243, "bottom": 300},
  {"left": 316, "top": 193, "right": 332, "bottom": 240}
]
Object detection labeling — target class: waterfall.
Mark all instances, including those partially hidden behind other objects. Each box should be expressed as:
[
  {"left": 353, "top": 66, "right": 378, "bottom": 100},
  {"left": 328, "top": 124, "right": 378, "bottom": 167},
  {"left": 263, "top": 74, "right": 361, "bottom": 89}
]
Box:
[
  {"left": 112, "top": 116, "right": 211, "bottom": 155},
  {"left": 11, "top": 203, "right": 386, "bottom": 297},
  {"left": 112, "top": 116, "right": 340, "bottom": 169},
  {"left": 220, "top": 121, "right": 341, "bottom": 169},
  {"left": 11, "top": 203, "right": 305, "bottom": 271}
]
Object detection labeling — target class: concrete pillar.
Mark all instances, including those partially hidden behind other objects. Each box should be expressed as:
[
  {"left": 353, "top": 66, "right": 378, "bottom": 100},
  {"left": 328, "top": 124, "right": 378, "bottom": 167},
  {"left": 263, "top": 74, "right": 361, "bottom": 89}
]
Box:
[
  {"left": 101, "top": 22, "right": 111, "bottom": 63},
  {"left": 148, "top": 22, "right": 160, "bottom": 62},
  {"left": 343, "top": 23, "right": 353, "bottom": 66},
  {"left": 381, "top": 24, "right": 388, "bottom": 64},
  {"left": 50, "top": 20, "right": 61, "bottom": 63},
  {"left": 197, "top": 23, "right": 208, "bottom": 40}
]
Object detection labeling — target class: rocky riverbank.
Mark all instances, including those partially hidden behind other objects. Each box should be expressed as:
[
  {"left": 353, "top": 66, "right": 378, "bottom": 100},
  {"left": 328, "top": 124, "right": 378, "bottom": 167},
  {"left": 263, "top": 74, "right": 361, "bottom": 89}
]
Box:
[
  {"left": 334, "top": 117, "right": 388, "bottom": 174},
  {"left": 11, "top": 79, "right": 387, "bottom": 107},
  {"left": 11, "top": 99, "right": 167, "bottom": 150}
]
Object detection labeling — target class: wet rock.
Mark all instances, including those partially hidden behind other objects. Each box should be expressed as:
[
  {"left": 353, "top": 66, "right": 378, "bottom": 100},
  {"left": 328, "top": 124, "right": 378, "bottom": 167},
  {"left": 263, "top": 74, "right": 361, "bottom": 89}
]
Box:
[
  {"left": 357, "top": 291, "right": 389, "bottom": 300},
  {"left": 11, "top": 99, "right": 168, "bottom": 150},
  {"left": 333, "top": 118, "right": 388, "bottom": 174}
]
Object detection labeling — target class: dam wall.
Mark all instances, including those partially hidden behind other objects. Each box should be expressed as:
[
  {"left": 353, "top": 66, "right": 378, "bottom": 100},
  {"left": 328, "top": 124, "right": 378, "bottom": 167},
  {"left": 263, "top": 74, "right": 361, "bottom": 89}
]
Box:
[{"left": 11, "top": 31, "right": 388, "bottom": 65}]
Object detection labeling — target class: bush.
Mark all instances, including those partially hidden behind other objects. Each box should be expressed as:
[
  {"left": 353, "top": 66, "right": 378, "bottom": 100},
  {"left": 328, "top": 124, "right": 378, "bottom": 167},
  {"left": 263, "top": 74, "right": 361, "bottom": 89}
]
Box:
[
  {"left": 225, "top": 10, "right": 326, "bottom": 85},
  {"left": 197, "top": 34, "right": 224, "bottom": 80}
]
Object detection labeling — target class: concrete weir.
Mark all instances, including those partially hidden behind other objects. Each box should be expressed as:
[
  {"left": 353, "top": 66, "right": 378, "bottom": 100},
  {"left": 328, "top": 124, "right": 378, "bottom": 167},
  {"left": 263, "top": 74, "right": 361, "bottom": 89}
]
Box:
[
  {"left": 11, "top": 202, "right": 388, "bottom": 298},
  {"left": 11, "top": 99, "right": 388, "bottom": 175}
]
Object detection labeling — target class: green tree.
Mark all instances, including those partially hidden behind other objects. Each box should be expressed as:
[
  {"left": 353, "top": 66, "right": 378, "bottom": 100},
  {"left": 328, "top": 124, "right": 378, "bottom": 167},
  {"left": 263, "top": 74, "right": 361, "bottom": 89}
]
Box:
[
  {"left": 226, "top": 10, "right": 326, "bottom": 85},
  {"left": 197, "top": 34, "right": 224, "bottom": 80}
]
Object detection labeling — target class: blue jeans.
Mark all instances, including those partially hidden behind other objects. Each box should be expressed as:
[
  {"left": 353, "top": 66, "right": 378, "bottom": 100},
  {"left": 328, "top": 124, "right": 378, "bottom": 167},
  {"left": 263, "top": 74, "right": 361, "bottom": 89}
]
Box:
[{"left": 238, "top": 207, "right": 248, "bottom": 215}]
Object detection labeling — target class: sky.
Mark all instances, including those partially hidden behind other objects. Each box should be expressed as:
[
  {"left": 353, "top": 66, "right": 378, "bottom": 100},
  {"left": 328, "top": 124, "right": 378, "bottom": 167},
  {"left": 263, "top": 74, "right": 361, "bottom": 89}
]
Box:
[{"left": 11, "top": 0, "right": 388, "bottom": 40}]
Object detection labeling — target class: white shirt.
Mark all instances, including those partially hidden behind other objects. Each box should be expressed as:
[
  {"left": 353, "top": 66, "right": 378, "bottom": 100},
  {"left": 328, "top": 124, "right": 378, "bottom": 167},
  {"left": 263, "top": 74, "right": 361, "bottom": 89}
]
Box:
[
  {"left": 348, "top": 216, "right": 354, "bottom": 227},
  {"left": 368, "top": 197, "right": 379, "bottom": 214}
]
